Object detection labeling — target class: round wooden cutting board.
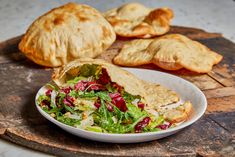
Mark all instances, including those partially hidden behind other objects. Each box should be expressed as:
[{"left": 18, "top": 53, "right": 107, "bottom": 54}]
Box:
[{"left": 0, "top": 26, "right": 234, "bottom": 157}]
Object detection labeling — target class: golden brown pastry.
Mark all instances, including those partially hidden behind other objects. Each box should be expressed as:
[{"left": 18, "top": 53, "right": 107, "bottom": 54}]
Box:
[
  {"left": 113, "top": 34, "right": 223, "bottom": 73},
  {"left": 103, "top": 3, "right": 173, "bottom": 38},
  {"left": 113, "top": 39, "right": 154, "bottom": 66},
  {"left": 19, "top": 3, "right": 116, "bottom": 67},
  {"left": 160, "top": 101, "right": 192, "bottom": 123},
  {"left": 149, "top": 34, "right": 223, "bottom": 72}
]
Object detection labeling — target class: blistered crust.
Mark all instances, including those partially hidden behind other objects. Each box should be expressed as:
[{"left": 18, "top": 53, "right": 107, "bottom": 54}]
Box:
[
  {"left": 113, "top": 34, "right": 223, "bottom": 73},
  {"left": 103, "top": 3, "right": 173, "bottom": 38},
  {"left": 19, "top": 3, "right": 116, "bottom": 67}
]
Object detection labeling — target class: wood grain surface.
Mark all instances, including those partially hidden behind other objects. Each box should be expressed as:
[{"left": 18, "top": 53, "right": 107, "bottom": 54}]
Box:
[{"left": 0, "top": 26, "right": 234, "bottom": 157}]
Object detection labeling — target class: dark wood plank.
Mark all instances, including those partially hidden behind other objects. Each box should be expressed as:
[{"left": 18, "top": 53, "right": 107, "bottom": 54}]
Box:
[
  {"left": 158, "top": 115, "right": 233, "bottom": 157},
  {"left": 2, "top": 125, "right": 170, "bottom": 157},
  {"left": 97, "top": 48, "right": 119, "bottom": 63},
  {"left": 0, "top": 61, "right": 51, "bottom": 120},
  {"left": 207, "top": 95, "right": 235, "bottom": 113},
  {"left": 1, "top": 114, "right": 233, "bottom": 157},
  {"left": 181, "top": 74, "right": 223, "bottom": 90},
  {"left": 198, "top": 37, "right": 235, "bottom": 87},
  {"left": 203, "top": 86, "right": 235, "bottom": 98},
  {"left": 208, "top": 112, "right": 235, "bottom": 133},
  {"left": 208, "top": 65, "right": 235, "bottom": 87},
  {"left": 0, "top": 35, "right": 26, "bottom": 64},
  {"left": 197, "top": 37, "right": 235, "bottom": 67},
  {"left": 0, "top": 26, "right": 234, "bottom": 156},
  {"left": 169, "top": 25, "right": 222, "bottom": 40}
]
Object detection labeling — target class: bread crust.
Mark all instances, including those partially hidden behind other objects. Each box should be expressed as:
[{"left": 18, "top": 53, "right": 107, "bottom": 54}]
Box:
[
  {"left": 103, "top": 3, "right": 173, "bottom": 38},
  {"left": 113, "top": 34, "right": 223, "bottom": 73},
  {"left": 19, "top": 3, "right": 116, "bottom": 67},
  {"left": 161, "top": 101, "right": 193, "bottom": 123},
  {"left": 52, "top": 58, "right": 179, "bottom": 108}
]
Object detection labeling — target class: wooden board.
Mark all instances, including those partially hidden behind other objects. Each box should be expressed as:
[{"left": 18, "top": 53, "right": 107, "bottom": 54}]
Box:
[{"left": 0, "top": 26, "right": 234, "bottom": 157}]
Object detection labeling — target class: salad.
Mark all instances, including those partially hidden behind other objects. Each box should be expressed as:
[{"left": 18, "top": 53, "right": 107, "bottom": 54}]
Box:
[{"left": 37, "top": 64, "right": 174, "bottom": 133}]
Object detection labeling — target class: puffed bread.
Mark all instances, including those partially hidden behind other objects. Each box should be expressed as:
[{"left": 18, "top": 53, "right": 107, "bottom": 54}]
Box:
[
  {"left": 103, "top": 3, "right": 173, "bottom": 38},
  {"left": 19, "top": 3, "right": 116, "bottom": 67}
]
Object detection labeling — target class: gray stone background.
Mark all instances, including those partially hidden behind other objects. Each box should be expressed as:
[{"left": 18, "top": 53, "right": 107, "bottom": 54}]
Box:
[
  {"left": 0, "top": 0, "right": 234, "bottom": 42},
  {"left": 0, "top": 0, "right": 234, "bottom": 156}
]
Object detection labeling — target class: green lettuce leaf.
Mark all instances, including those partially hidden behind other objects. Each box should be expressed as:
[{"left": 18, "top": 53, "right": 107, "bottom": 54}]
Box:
[
  {"left": 126, "top": 103, "right": 147, "bottom": 120},
  {"left": 85, "top": 126, "right": 103, "bottom": 132}
]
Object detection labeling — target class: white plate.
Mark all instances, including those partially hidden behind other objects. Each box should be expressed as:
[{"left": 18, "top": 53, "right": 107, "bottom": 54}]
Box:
[{"left": 35, "top": 68, "right": 207, "bottom": 143}]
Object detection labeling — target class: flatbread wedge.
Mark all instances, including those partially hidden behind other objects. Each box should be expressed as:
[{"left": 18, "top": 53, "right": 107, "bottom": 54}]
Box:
[
  {"left": 52, "top": 58, "right": 179, "bottom": 109},
  {"left": 103, "top": 3, "right": 173, "bottom": 38},
  {"left": 19, "top": 3, "right": 116, "bottom": 67}
]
